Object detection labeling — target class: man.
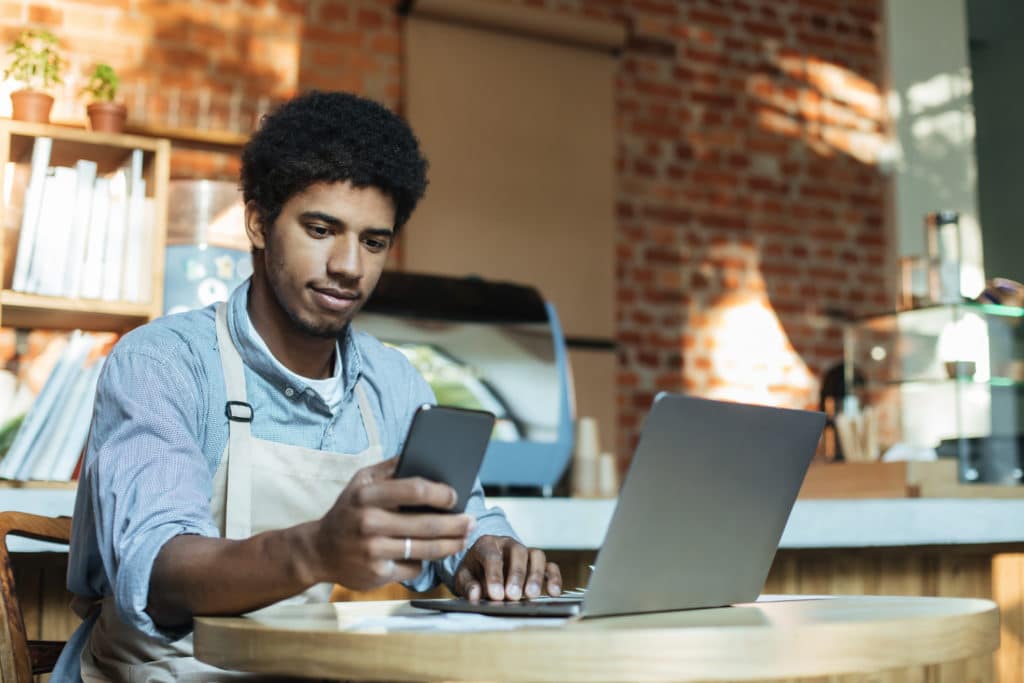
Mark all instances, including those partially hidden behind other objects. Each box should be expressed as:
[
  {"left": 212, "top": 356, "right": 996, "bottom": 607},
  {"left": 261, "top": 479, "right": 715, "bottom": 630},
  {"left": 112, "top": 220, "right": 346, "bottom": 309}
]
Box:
[{"left": 54, "top": 91, "right": 562, "bottom": 682}]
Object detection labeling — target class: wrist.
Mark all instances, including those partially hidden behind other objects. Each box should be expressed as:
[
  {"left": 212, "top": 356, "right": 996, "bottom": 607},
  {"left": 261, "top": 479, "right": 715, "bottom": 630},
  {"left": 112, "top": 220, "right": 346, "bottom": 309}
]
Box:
[{"left": 283, "top": 521, "right": 326, "bottom": 586}]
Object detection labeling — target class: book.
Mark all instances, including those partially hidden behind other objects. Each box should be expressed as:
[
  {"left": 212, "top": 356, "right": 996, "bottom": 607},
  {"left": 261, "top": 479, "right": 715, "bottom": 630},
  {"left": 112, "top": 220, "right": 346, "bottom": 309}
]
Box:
[
  {"left": 61, "top": 159, "right": 99, "bottom": 298},
  {"left": 79, "top": 177, "right": 110, "bottom": 300},
  {"left": 11, "top": 137, "right": 52, "bottom": 292},
  {"left": 0, "top": 331, "right": 94, "bottom": 480},
  {"left": 101, "top": 170, "right": 129, "bottom": 301},
  {"left": 138, "top": 197, "right": 156, "bottom": 304},
  {"left": 121, "top": 149, "right": 147, "bottom": 303},
  {"left": 25, "top": 361, "right": 89, "bottom": 479},
  {"left": 30, "top": 356, "right": 105, "bottom": 481},
  {"left": 122, "top": 178, "right": 147, "bottom": 303},
  {"left": 49, "top": 358, "right": 104, "bottom": 481},
  {"left": 27, "top": 166, "right": 77, "bottom": 296}
]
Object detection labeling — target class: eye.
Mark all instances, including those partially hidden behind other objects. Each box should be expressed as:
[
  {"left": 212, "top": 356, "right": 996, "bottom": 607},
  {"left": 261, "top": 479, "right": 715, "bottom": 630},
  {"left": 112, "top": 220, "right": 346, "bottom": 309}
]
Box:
[
  {"left": 363, "top": 236, "right": 391, "bottom": 252},
  {"left": 307, "top": 224, "right": 331, "bottom": 238}
]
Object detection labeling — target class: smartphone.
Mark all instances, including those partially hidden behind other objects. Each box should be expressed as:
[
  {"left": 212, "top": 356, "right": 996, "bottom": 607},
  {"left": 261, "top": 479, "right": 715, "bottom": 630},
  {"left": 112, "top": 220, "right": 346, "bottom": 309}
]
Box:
[{"left": 394, "top": 404, "right": 496, "bottom": 513}]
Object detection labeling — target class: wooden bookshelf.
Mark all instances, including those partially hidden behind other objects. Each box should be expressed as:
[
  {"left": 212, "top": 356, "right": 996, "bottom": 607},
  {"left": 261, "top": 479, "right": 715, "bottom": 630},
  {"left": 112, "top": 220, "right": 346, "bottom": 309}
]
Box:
[
  {"left": 0, "top": 478, "right": 77, "bottom": 490},
  {"left": 0, "top": 290, "right": 152, "bottom": 332},
  {"left": 50, "top": 116, "right": 248, "bottom": 151},
  {"left": 126, "top": 122, "right": 247, "bottom": 150},
  {"left": 0, "top": 118, "right": 171, "bottom": 330}
]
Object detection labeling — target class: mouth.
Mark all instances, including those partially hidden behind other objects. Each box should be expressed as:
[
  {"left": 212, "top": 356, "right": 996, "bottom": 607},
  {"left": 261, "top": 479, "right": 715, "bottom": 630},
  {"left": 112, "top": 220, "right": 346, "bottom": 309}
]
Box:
[{"left": 310, "top": 286, "right": 362, "bottom": 313}]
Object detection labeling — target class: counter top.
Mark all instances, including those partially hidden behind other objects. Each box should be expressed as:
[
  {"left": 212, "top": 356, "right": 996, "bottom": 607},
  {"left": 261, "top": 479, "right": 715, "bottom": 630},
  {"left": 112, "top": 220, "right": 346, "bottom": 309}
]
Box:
[
  {"left": 494, "top": 497, "right": 1024, "bottom": 551},
  {"left": 4, "top": 489, "right": 1024, "bottom": 553}
]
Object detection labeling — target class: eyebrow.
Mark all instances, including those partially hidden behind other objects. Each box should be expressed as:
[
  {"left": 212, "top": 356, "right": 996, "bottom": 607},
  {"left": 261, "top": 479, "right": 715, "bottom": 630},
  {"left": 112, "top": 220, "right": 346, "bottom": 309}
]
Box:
[{"left": 299, "top": 211, "right": 394, "bottom": 237}]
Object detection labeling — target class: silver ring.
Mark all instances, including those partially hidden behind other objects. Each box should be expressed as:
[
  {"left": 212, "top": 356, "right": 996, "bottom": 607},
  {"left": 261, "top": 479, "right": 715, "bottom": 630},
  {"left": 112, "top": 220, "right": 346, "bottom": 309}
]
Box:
[{"left": 404, "top": 537, "right": 412, "bottom": 561}]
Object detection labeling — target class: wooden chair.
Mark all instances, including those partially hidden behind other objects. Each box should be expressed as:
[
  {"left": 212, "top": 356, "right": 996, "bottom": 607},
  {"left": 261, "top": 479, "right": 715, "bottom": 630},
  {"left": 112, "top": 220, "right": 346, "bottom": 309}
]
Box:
[{"left": 0, "top": 512, "right": 72, "bottom": 683}]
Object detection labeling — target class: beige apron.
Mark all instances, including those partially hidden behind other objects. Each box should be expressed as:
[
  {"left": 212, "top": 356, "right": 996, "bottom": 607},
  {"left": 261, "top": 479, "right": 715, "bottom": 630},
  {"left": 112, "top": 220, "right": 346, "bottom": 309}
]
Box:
[{"left": 81, "top": 303, "right": 384, "bottom": 682}]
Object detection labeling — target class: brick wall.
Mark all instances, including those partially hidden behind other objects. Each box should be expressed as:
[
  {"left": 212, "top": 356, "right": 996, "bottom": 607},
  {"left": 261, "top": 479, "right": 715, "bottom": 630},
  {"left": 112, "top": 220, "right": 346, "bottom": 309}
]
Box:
[
  {"left": 500, "top": 0, "right": 891, "bottom": 458},
  {"left": 1, "top": 0, "right": 891, "bottom": 461},
  {"left": 0, "top": 0, "right": 402, "bottom": 178}
]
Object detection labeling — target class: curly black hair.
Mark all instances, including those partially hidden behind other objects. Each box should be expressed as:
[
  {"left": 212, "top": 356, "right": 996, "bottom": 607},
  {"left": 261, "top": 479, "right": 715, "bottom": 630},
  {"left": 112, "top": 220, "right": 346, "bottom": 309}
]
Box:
[{"left": 240, "top": 90, "right": 428, "bottom": 237}]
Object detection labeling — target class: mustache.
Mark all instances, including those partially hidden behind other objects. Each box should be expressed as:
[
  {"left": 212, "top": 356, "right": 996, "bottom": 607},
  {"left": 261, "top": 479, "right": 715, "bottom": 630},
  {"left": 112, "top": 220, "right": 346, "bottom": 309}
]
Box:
[{"left": 310, "top": 283, "right": 362, "bottom": 299}]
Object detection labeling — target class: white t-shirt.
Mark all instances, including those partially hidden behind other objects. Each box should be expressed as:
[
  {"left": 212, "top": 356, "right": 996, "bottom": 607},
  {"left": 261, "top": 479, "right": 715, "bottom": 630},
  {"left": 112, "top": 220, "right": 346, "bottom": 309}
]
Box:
[{"left": 246, "top": 316, "right": 345, "bottom": 410}]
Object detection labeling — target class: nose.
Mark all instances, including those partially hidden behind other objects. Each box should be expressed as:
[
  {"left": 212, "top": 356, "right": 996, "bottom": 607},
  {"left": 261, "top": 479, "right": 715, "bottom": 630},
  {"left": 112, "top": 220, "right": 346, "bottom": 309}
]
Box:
[{"left": 326, "top": 233, "right": 363, "bottom": 282}]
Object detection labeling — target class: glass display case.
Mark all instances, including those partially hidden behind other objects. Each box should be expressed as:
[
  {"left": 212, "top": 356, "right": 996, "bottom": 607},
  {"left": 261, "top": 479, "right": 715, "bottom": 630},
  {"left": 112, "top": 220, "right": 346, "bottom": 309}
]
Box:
[
  {"left": 845, "top": 302, "right": 1024, "bottom": 483},
  {"left": 356, "top": 271, "right": 575, "bottom": 495}
]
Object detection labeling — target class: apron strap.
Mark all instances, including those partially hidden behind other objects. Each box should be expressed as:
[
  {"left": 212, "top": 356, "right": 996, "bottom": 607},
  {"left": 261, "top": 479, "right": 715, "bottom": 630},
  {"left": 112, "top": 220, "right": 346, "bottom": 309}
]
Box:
[
  {"left": 215, "top": 303, "right": 254, "bottom": 540},
  {"left": 354, "top": 382, "right": 382, "bottom": 451},
  {"left": 215, "top": 302, "right": 383, "bottom": 538}
]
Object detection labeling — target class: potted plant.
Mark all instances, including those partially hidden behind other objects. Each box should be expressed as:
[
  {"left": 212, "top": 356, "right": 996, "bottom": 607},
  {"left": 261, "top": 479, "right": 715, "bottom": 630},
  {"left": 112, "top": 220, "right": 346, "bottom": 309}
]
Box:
[
  {"left": 82, "top": 63, "right": 127, "bottom": 133},
  {"left": 4, "top": 29, "right": 65, "bottom": 123}
]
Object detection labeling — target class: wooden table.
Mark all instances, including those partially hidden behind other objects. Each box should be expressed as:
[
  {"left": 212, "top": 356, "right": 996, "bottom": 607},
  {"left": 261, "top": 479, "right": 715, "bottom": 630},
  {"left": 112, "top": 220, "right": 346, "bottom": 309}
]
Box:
[{"left": 193, "top": 596, "right": 999, "bottom": 682}]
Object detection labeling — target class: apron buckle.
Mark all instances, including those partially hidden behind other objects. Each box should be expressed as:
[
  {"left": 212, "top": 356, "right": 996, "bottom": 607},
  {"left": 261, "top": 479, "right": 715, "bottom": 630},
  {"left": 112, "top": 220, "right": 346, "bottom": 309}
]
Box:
[{"left": 225, "top": 401, "right": 254, "bottom": 422}]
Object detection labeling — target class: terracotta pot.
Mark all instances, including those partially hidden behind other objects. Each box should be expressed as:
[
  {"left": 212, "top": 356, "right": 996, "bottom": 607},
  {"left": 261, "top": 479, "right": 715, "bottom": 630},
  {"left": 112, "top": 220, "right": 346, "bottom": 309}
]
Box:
[
  {"left": 86, "top": 102, "right": 128, "bottom": 133},
  {"left": 10, "top": 89, "right": 54, "bottom": 123}
]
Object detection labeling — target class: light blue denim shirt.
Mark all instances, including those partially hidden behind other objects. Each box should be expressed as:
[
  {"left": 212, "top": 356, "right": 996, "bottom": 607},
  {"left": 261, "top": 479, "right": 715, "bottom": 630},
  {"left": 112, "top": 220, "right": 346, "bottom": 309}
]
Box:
[{"left": 54, "top": 280, "right": 517, "bottom": 681}]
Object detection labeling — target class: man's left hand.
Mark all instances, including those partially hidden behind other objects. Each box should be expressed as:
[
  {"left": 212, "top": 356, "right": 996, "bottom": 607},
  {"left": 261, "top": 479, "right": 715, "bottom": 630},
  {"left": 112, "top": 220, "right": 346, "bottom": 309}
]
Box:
[{"left": 453, "top": 535, "right": 562, "bottom": 601}]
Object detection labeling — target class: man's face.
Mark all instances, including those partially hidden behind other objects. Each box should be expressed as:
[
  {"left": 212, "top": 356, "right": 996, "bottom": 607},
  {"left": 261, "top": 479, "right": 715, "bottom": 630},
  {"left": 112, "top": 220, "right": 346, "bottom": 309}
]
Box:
[{"left": 249, "top": 181, "right": 395, "bottom": 338}]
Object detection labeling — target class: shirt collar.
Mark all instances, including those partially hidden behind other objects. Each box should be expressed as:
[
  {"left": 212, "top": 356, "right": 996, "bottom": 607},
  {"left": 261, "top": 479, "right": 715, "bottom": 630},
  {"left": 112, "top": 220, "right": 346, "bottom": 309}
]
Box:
[{"left": 226, "top": 279, "right": 363, "bottom": 404}]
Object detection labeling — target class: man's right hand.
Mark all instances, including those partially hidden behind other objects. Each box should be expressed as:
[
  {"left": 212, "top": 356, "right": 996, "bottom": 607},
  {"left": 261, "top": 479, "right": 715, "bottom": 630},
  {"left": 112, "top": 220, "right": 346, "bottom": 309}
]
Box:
[{"left": 309, "top": 457, "right": 475, "bottom": 590}]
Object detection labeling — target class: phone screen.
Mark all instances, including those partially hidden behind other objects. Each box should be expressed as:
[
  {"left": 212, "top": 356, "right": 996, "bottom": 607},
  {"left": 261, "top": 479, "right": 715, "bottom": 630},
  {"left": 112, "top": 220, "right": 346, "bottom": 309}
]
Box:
[{"left": 394, "top": 404, "right": 496, "bottom": 513}]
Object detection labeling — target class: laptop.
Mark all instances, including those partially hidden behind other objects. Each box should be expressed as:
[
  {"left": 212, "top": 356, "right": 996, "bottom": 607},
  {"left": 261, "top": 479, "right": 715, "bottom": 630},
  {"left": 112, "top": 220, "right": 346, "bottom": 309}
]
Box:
[{"left": 411, "top": 393, "right": 825, "bottom": 618}]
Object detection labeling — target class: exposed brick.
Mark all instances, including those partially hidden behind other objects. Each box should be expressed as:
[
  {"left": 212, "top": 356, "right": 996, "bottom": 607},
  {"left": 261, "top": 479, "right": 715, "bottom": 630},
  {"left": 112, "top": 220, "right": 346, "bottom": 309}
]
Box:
[
  {"left": 743, "top": 20, "right": 786, "bottom": 39},
  {"left": 27, "top": 4, "right": 62, "bottom": 23},
  {"left": 0, "top": 4, "right": 22, "bottom": 21},
  {"left": 371, "top": 32, "right": 401, "bottom": 55},
  {"left": 357, "top": 7, "right": 384, "bottom": 30},
  {"left": 685, "top": 47, "right": 730, "bottom": 67},
  {"left": 689, "top": 8, "right": 733, "bottom": 27},
  {"left": 634, "top": 79, "right": 682, "bottom": 99},
  {"left": 302, "top": 25, "right": 364, "bottom": 46},
  {"left": 15, "top": 0, "right": 890, "bottom": 460},
  {"left": 317, "top": 2, "right": 350, "bottom": 23}
]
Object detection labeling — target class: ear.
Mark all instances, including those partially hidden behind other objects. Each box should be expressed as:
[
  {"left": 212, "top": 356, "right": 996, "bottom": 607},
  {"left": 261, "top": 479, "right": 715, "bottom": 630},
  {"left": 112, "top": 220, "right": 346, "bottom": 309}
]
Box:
[{"left": 244, "top": 201, "right": 267, "bottom": 251}]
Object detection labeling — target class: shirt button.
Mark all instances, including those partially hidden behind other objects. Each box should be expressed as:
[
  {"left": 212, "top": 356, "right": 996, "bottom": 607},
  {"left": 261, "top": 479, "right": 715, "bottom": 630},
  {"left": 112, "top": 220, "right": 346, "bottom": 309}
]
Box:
[{"left": 284, "top": 387, "right": 295, "bottom": 397}]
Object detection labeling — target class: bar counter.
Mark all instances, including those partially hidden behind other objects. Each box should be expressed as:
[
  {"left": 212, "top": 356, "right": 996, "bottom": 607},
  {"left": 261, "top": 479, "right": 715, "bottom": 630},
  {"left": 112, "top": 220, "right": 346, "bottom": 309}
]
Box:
[
  {"left": 8, "top": 489, "right": 1024, "bottom": 553},
  {"left": 4, "top": 487, "right": 1024, "bottom": 681}
]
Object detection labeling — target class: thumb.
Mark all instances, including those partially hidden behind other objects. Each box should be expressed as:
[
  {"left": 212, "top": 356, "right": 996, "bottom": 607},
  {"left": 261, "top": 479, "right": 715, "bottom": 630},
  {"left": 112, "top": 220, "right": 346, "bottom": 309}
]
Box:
[{"left": 366, "top": 456, "right": 399, "bottom": 480}]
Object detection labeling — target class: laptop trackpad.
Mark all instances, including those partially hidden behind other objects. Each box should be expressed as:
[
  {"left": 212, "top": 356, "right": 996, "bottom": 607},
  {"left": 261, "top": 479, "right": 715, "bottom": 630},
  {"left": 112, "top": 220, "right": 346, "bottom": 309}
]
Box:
[{"left": 410, "top": 597, "right": 582, "bottom": 617}]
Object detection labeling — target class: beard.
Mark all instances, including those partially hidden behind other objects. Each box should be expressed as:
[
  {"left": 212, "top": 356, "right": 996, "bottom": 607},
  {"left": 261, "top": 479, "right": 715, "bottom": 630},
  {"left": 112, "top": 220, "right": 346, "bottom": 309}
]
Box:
[{"left": 263, "top": 252, "right": 353, "bottom": 340}]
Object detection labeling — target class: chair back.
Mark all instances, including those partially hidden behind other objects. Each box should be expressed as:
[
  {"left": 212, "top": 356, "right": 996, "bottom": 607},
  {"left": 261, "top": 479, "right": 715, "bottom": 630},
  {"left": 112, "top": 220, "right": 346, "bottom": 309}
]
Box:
[{"left": 0, "top": 512, "right": 72, "bottom": 683}]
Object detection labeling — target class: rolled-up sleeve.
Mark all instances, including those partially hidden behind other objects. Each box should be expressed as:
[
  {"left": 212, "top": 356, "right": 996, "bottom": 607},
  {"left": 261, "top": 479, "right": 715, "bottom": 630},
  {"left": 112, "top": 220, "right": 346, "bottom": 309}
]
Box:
[
  {"left": 84, "top": 345, "right": 219, "bottom": 641},
  {"left": 392, "top": 365, "right": 520, "bottom": 593}
]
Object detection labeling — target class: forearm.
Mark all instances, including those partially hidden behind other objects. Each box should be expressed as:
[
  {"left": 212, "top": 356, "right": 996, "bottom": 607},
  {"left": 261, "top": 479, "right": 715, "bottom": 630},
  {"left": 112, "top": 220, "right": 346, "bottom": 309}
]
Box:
[{"left": 147, "top": 521, "right": 322, "bottom": 629}]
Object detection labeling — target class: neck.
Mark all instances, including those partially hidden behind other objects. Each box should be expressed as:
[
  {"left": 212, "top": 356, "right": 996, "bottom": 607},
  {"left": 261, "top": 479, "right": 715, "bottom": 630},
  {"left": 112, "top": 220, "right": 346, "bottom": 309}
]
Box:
[{"left": 246, "top": 271, "right": 337, "bottom": 380}]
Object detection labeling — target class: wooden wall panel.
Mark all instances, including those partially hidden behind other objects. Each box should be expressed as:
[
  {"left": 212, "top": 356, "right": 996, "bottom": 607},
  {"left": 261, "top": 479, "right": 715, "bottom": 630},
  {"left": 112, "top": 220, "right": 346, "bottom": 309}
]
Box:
[
  {"left": 402, "top": 15, "right": 618, "bottom": 341},
  {"left": 12, "top": 554, "right": 74, "bottom": 683},
  {"left": 993, "top": 554, "right": 1024, "bottom": 683},
  {"left": 11, "top": 549, "right": 1018, "bottom": 683}
]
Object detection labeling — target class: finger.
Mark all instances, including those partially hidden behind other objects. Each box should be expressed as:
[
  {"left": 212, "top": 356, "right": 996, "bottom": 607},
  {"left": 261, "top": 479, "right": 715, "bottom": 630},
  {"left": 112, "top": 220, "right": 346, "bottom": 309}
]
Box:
[
  {"left": 454, "top": 565, "right": 482, "bottom": 602},
  {"left": 356, "top": 457, "right": 399, "bottom": 484},
  {"left": 354, "top": 477, "right": 457, "bottom": 511},
  {"left": 341, "top": 458, "right": 399, "bottom": 501},
  {"left": 545, "top": 561, "right": 563, "bottom": 596},
  {"left": 359, "top": 509, "right": 474, "bottom": 540},
  {"left": 503, "top": 541, "right": 529, "bottom": 601},
  {"left": 367, "top": 559, "right": 422, "bottom": 585},
  {"left": 367, "top": 558, "right": 395, "bottom": 582},
  {"left": 524, "top": 548, "right": 547, "bottom": 598},
  {"left": 478, "top": 537, "right": 506, "bottom": 601},
  {"left": 390, "top": 560, "right": 423, "bottom": 583},
  {"left": 366, "top": 536, "right": 467, "bottom": 562}
]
